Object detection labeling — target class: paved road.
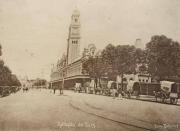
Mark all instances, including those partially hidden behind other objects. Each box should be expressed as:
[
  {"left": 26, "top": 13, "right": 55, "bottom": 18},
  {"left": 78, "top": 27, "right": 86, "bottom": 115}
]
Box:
[{"left": 0, "top": 89, "right": 180, "bottom": 131}]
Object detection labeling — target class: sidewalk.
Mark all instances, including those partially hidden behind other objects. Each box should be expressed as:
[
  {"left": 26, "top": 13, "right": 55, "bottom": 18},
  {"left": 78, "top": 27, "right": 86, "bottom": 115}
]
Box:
[
  {"left": 130, "top": 95, "right": 155, "bottom": 102},
  {"left": 130, "top": 95, "right": 180, "bottom": 105}
]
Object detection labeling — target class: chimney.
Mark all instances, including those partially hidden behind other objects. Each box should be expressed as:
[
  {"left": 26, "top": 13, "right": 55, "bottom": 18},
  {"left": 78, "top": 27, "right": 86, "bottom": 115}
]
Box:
[{"left": 135, "top": 38, "right": 144, "bottom": 49}]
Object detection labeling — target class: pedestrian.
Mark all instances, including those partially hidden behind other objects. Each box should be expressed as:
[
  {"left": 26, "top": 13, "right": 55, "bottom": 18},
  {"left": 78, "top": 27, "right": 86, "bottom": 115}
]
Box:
[
  {"left": 54, "top": 88, "right": 56, "bottom": 94},
  {"left": 112, "top": 82, "right": 117, "bottom": 99},
  {"left": 59, "top": 87, "right": 62, "bottom": 95}
]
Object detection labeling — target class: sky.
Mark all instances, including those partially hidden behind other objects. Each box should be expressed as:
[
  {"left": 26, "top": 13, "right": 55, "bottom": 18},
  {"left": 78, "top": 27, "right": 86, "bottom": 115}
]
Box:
[{"left": 0, "top": 0, "right": 179, "bottom": 80}]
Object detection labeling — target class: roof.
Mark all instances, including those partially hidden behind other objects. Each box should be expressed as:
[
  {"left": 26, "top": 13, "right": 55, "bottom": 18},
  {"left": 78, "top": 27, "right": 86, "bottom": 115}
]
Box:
[
  {"left": 160, "top": 81, "right": 175, "bottom": 87},
  {"left": 127, "top": 80, "right": 139, "bottom": 90}
]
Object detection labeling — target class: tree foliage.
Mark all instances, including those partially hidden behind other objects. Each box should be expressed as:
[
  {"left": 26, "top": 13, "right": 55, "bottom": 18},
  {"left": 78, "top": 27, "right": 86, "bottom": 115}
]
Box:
[
  {"left": 0, "top": 44, "right": 2, "bottom": 56},
  {"left": 10, "top": 74, "right": 21, "bottom": 86},
  {"left": 101, "top": 44, "right": 117, "bottom": 80},
  {"left": 146, "top": 35, "right": 180, "bottom": 80},
  {"left": 0, "top": 44, "right": 21, "bottom": 86},
  {"left": 82, "top": 51, "right": 106, "bottom": 87},
  {"left": 82, "top": 35, "right": 180, "bottom": 84},
  {"left": 101, "top": 44, "right": 142, "bottom": 81},
  {"left": 115, "top": 45, "right": 136, "bottom": 74}
]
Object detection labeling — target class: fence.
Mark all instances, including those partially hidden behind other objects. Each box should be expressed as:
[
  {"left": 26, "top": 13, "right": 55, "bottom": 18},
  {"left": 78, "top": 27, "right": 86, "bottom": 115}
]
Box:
[{"left": 139, "top": 83, "right": 160, "bottom": 96}]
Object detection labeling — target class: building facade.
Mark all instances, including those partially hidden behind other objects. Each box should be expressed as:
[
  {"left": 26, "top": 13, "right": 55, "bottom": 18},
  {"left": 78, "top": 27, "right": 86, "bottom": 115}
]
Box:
[{"left": 50, "top": 10, "right": 93, "bottom": 89}]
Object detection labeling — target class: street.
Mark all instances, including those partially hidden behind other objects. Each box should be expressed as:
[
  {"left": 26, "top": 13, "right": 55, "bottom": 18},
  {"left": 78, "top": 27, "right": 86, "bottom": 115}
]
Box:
[{"left": 0, "top": 89, "right": 180, "bottom": 131}]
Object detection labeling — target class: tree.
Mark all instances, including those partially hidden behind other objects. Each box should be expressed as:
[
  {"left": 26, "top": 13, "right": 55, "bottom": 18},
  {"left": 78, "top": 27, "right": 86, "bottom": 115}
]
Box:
[
  {"left": 115, "top": 45, "right": 137, "bottom": 88},
  {"left": 101, "top": 44, "right": 117, "bottom": 80},
  {"left": 138, "top": 64, "right": 148, "bottom": 74},
  {"left": 134, "top": 48, "right": 147, "bottom": 64},
  {"left": 10, "top": 74, "right": 21, "bottom": 86},
  {"left": 102, "top": 44, "right": 140, "bottom": 89},
  {"left": 146, "top": 35, "right": 180, "bottom": 81},
  {"left": 0, "top": 44, "right": 2, "bottom": 56},
  {"left": 82, "top": 51, "right": 106, "bottom": 88},
  {"left": 134, "top": 48, "right": 148, "bottom": 74},
  {"left": 0, "top": 65, "right": 12, "bottom": 86},
  {"left": 0, "top": 44, "right": 21, "bottom": 86}
]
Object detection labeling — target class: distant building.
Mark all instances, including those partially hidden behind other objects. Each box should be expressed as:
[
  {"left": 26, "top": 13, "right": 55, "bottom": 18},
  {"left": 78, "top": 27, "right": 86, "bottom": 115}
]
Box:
[
  {"left": 117, "top": 73, "right": 151, "bottom": 84},
  {"left": 19, "top": 76, "right": 33, "bottom": 88},
  {"left": 135, "top": 74, "right": 151, "bottom": 83}
]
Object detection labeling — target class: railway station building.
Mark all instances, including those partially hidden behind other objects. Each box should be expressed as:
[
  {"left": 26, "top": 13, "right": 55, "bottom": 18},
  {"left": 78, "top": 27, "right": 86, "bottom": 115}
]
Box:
[{"left": 50, "top": 10, "right": 96, "bottom": 89}]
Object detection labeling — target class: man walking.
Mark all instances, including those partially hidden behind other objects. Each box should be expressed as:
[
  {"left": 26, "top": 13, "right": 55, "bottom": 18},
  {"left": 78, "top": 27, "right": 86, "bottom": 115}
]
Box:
[{"left": 53, "top": 87, "right": 56, "bottom": 94}]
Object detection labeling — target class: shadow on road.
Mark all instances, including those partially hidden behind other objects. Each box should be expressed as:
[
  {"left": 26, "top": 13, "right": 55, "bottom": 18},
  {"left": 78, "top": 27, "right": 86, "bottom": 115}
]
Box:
[
  {"left": 57, "top": 94, "right": 68, "bottom": 96},
  {"left": 128, "top": 97, "right": 180, "bottom": 107}
]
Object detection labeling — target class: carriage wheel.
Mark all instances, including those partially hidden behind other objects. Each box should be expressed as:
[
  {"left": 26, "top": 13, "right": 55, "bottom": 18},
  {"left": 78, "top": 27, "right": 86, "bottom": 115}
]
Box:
[
  {"left": 175, "top": 98, "right": 178, "bottom": 104},
  {"left": 161, "top": 97, "right": 165, "bottom": 103},
  {"left": 170, "top": 98, "right": 174, "bottom": 104},
  {"left": 170, "top": 98, "right": 177, "bottom": 105}
]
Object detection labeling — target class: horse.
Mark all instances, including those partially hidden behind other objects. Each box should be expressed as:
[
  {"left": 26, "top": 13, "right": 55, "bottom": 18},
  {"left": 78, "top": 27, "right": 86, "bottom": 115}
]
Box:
[{"left": 23, "top": 87, "right": 29, "bottom": 92}]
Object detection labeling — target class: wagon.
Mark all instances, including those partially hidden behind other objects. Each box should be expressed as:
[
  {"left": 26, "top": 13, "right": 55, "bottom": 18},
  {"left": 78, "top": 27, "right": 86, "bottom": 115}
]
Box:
[
  {"left": 74, "top": 83, "right": 82, "bottom": 93},
  {"left": 154, "top": 81, "right": 179, "bottom": 104},
  {"left": 126, "top": 81, "right": 141, "bottom": 98}
]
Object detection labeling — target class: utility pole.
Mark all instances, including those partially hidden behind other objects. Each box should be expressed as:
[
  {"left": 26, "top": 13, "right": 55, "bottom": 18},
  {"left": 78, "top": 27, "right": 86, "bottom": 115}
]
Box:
[
  {"left": 62, "top": 70, "right": 65, "bottom": 94},
  {"left": 60, "top": 68, "right": 65, "bottom": 95}
]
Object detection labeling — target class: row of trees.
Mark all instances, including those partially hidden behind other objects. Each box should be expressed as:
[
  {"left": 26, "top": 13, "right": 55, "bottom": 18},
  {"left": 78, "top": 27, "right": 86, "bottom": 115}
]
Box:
[
  {"left": 82, "top": 35, "right": 180, "bottom": 86},
  {"left": 0, "top": 44, "right": 21, "bottom": 86}
]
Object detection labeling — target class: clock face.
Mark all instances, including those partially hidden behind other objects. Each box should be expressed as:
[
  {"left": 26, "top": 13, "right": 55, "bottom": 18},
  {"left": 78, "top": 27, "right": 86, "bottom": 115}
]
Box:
[
  {"left": 75, "top": 18, "right": 78, "bottom": 22},
  {"left": 71, "top": 27, "right": 79, "bottom": 35}
]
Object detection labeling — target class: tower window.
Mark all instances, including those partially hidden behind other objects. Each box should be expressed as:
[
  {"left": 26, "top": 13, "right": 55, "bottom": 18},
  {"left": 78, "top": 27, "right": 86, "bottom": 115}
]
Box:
[
  {"left": 72, "top": 40, "right": 78, "bottom": 44},
  {"left": 75, "top": 19, "right": 78, "bottom": 22}
]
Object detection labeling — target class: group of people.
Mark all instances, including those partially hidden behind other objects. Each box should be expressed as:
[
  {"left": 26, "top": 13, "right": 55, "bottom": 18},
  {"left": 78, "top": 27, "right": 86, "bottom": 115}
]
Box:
[
  {"left": 22, "top": 86, "right": 29, "bottom": 92},
  {"left": 53, "top": 87, "right": 63, "bottom": 95}
]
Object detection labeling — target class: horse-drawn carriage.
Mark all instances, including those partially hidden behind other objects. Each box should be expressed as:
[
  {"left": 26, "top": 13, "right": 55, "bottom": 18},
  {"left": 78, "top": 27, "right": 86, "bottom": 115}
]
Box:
[
  {"left": 0, "top": 86, "right": 20, "bottom": 96},
  {"left": 86, "top": 79, "right": 102, "bottom": 94},
  {"left": 74, "top": 83, "right": 83, "bottom": 93},
  {"left": 101, "top": 81, "right": 118, "bottom": 96},
  {"left": 0, "top": 86, "right": 11, "bottom": 96},
  {"left": 154, "top": 81, "right": 179, "bottom": 104},
  {"left": 22, "top": 86, "right": 29, "bottom": 92},
  {"left": 125, "top": 81, "right": 141, "bottom": 98}
]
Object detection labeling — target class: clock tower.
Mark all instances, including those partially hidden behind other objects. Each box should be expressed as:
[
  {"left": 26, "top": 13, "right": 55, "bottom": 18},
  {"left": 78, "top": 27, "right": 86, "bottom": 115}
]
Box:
[{"left": 67, "top": 10, "right": 81, "bottom": 64}]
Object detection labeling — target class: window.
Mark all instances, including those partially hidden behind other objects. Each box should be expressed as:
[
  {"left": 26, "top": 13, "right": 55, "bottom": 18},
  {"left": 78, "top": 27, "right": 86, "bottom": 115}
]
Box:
[
  {"left": 75, "top": 19, "right": 78, "bottom": 22},
  {"left": 72, "top": 40, "right": 77, "bottom": 44},
  {"left": 72, "top": 40, "right": 78, "bottom": 44}
]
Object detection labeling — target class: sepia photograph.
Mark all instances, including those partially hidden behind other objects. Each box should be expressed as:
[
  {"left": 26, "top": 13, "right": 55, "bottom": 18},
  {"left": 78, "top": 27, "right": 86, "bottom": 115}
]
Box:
[{"left": 0, "top": 0, "right": 180, "bottom": 131}]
